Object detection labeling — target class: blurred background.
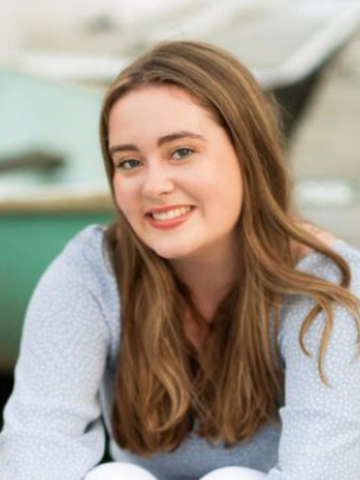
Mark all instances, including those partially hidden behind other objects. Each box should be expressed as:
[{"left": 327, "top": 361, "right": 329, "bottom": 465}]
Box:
[{"left": 1, "top": 0, "right": 360, "bottom": 427}]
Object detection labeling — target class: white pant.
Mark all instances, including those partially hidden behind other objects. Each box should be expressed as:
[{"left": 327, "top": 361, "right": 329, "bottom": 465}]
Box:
[{"left": 84, "top": 462, "right": 266, "bottom": 480}]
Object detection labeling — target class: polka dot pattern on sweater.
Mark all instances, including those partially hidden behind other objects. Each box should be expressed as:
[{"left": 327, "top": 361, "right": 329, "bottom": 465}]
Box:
[{"left": 0, "top": 226, "right": 359, "bottom": 480}]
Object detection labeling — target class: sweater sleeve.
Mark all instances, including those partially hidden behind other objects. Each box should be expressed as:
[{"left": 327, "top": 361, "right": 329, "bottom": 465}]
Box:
[
  {"left": 267, "top": 242, "right": 360, "bottom": 480},
  {"left": 0, "top": 226, "right": 112, "bottom": 480}
]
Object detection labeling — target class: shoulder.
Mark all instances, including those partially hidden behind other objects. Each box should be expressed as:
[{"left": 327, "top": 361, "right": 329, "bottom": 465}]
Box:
[
  {"left": 35, "top": 223, "right": 115, "bottom": 304},
  {"left": 47, "top": 223, "right": 118, "bottom": 294},
  {"left": 60, "top": 223, "right": 112, "bottom": 272},
  {"left": 286, "top": 237, "right": 360, "bottom": 315},
  {"left": 279, "top": 240, "right": 360, "bottom": 361},
  {"left": 292, "top": 222, "right": 339, "bottom": 262},
  {"left": 292, "top": 221, "right": 360, "bottom": 286},
  {"left": 296, "top": 238, "right": 360, "bottom": 291},
  {"left": 27, "top": 224, "right": 120, "bottom": 361},
  {"left": 29, "top": 223, "right": 116, "bottom": 303}
]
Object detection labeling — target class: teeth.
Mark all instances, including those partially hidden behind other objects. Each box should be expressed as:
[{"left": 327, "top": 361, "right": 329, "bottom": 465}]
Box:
[{"left": 151, "top": 206, "right": 192, "bottom": 221}]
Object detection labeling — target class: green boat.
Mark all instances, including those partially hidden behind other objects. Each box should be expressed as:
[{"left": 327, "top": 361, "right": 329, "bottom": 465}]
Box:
[{"left": 0, "top": 70, "right": 115, "bottom": 372}]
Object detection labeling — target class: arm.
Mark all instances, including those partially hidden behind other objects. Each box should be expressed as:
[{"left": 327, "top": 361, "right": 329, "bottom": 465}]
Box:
[
  {"left": 267, "top": 245, "right": 360, "bottom": 479},
  {"left": 0, "top": 229, "right": 111, "bottom": 480}
]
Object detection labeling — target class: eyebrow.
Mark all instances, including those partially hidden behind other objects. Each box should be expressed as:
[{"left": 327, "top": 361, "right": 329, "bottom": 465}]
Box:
[{"left": 109, "top": 131, "right": 205, "bottom": 155}]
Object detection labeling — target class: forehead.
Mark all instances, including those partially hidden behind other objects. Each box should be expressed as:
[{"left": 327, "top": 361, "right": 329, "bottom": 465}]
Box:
[
  {"left": 112, "top": 84, "right": 199, "bottom": 109},
  {"left": 108, "top": 85, "right": 217, "bottom": 136}
]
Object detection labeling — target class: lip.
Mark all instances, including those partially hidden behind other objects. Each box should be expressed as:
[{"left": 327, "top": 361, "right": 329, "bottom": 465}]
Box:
[
  {"left": 145, "top": 204, "right": 194, "bottom": 215},
  {"left": 145, "top": 206, "right": 195, "bottom": 230}
]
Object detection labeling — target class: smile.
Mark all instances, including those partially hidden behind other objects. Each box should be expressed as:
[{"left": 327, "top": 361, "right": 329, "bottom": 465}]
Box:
[
  {"left": 146, "top": 206, "right": 195, "bottom": 230},
  {"left": 150, "top": 206, "right": 192, "bottom": 221}
]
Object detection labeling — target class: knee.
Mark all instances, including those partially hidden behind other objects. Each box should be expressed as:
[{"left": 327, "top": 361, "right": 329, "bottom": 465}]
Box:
[
  {"left": 84, "top": 462, "right": 158, "bottom": 480},
  {"left": 200, "top": 466, "right": 266, "bottom": 480}
]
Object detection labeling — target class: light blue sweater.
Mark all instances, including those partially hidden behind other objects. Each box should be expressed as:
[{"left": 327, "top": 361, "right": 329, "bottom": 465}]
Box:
[{"left": 1, "top": 225, "right": 360, "bottom": 480}]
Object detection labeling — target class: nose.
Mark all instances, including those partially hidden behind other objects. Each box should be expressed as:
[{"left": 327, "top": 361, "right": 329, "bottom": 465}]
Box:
[{"left": 141, "top": 165, "right": 175, "bottom": 199}]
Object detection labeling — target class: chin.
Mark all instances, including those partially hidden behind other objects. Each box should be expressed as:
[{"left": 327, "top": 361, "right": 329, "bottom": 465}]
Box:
[
  {"left": 152, "top": 249, "right": 189, "bottom": 260},
  {"left": 150, "top": 243, "right": 197, "bottom": 260}
]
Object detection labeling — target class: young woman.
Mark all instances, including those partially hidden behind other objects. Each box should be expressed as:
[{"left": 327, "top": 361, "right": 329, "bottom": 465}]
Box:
[{"left": 0, "top": 41, "right": 359, "bottom": 480}]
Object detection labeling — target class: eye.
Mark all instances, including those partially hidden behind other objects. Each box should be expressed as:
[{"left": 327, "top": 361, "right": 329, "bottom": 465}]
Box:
[
  {"left": 172, "top": 148, "right": 194, "bottom": 160},
  {"left": 115, "top": 159, "right": 142, "bottom": 170}
]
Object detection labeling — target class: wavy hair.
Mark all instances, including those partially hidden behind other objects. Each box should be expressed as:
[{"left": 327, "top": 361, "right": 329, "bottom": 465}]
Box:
[{"left": 99, "top": 40, "right": 360, "bottom": 455}]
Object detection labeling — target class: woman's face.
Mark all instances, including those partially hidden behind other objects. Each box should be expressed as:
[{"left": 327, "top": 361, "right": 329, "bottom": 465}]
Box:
[{"left": 108, "top": 85, "right": 243, "bottom": 262}]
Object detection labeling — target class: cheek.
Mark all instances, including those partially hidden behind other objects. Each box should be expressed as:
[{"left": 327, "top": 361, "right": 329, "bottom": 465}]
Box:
[
  {"left": 210, "top": 173, "right": 243, "bottom": 224},
  {"left": 223, "top": 156, "right": 243, "bottom": 208},
  {"left": 112, "top": 177, "right": 138, "bottom": 218},
  {"left": 202, "top": 162, "right": 243, "bottom": 210}
]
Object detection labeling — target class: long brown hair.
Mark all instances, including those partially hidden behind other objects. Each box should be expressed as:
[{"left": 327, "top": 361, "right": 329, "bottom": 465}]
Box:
[{"left": 99, "top": 40, "right": 360, "bottom": 455}]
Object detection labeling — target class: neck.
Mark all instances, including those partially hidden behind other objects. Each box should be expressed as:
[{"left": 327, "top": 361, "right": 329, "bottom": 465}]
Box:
[{"left": 170, "top": 239, "right": 240, "bottom": 321}]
